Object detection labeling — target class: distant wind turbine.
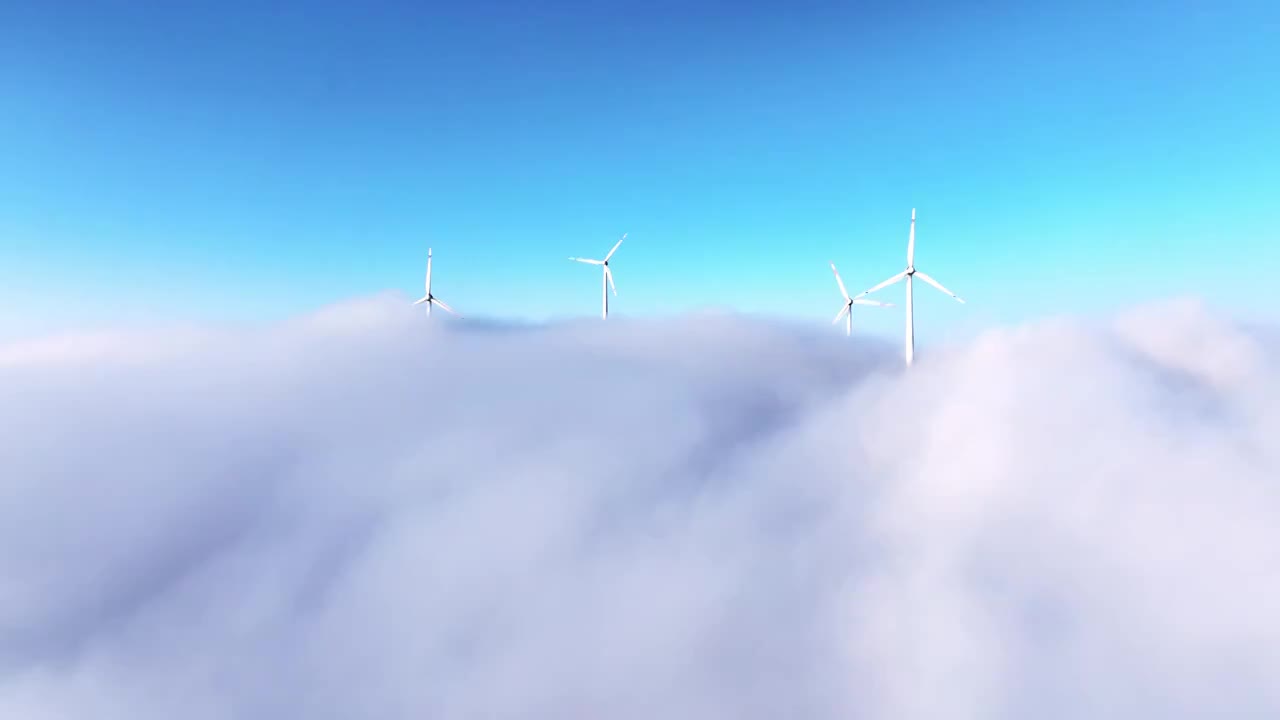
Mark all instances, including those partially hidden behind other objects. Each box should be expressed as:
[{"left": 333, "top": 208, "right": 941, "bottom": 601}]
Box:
[
  {"left": 830, "top": 261, "right": 892, "bottom": 337},
  {"left": 412, "top": 248, "right": 460, "bottom": 317},
  {"left": 855, "top": 209, "right": 964, "bottom": 366},
  {"left": 569, "top": 233, "right": 626, "bottom": 320}
]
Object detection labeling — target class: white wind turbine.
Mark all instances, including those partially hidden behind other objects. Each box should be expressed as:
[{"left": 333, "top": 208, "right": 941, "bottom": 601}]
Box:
[
  {"left": 830, "top": 261, "right": 893, "bottom": 336},
  {"left": 412, "top": 248, "right": 460, "bottom": 318},
  {"left": 569, "top": 233, "right": 626, "bottom": 320},
  {"left": 855, "top": 209, "right": 964, "bottom": 366}
]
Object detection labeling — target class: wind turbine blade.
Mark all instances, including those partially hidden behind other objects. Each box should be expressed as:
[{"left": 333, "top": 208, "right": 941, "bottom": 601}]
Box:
[
  {"left": 425, "top": 248, "right": 433, "bottom": 294},
  {"left": 569, "top": 257, "right": 604, "bottom": 265},
  {"left": 857, "top": 270, "right": 908, "bottom": 298},
  {"left": 832, "top": 304, "right": 850, "bottom": 325},
  {"left": 431, "top": 298, "right": 461, "bottom": 316},
  {"left": 914, "top": 271, "right": 965, "bottom": 303},
  {"left": 853, "top": 298, "right": 894, "bottom": 307},
  {"left": 412, "top": 296, "right": 429, "bottom": 305},
  {"left": 907, "top": 208, "right": 916, "bottom": 267},
  {"left": 604, "top": 233, "right": 627, "bottom": 261},
  {"left": 605, "top": 265, "right": 617, "bottom": 295},
  {"left": 829, "top": 262, "right": 850, "bottom": 300}
]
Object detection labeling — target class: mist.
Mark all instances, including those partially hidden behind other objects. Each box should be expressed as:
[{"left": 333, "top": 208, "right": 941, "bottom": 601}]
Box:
[{"left": 1, "top": 294, "right": 1277, "bottom": 719}]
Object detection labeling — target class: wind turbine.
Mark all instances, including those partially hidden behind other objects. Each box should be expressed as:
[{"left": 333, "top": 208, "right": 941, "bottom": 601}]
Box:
[
  {"left": 830, "top": 262, "right": 892, "bottom": 337},
  {"left": 569, "top": 233, "right": 626, "bottom": 320},
  {"left": 855, "top": 209, "right": 964, "bottom": 366},
  {"left": 412, "top": 248, "right": 460, "bottom": 318}
]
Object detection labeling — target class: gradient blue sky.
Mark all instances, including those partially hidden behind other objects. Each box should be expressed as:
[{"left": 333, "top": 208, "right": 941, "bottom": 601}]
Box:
[{"left": 2, "top": 0, "right": 1277, "bottom": 342}]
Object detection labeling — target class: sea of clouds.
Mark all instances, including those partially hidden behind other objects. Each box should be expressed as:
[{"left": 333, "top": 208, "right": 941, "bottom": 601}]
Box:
[{"left": 1, "top": 294, "right": 1277, "bottom": 719}]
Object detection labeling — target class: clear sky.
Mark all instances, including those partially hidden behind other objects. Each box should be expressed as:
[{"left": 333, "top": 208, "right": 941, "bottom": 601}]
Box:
[{"left": 2, "top": 0, "right": 1278, "bottom": 343}]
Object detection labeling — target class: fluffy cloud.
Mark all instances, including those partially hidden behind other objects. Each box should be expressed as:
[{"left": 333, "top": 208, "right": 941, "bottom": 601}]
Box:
[{"left": 0, "top": 294, "right": 1277, "bottom": 719}]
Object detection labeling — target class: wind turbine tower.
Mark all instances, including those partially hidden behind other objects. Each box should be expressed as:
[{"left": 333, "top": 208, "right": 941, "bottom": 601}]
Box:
[
  {"left": 855, "top": 209, "right": 964, "bottom": 365},
  {"left": 569, "top": 233, "right": 627, "bottom": 320}
]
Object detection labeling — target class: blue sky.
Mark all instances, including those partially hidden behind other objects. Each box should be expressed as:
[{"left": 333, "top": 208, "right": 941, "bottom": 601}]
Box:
[{"left": 2, "top": 0, "right": 1277, "bottom": 342}]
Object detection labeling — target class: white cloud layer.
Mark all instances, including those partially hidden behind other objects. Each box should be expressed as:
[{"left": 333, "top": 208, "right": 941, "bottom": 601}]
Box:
[{"left": 1, "top": 294, "right": 1278, "bottom": 719}]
